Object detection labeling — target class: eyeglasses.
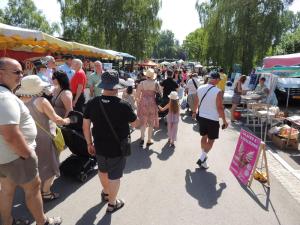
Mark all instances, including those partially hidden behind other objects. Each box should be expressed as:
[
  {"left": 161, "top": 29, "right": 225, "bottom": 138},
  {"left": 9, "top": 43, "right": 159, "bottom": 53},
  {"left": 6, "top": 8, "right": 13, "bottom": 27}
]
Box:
[{"left": 0, "top": 69, "right": 24, "bottom": 76}]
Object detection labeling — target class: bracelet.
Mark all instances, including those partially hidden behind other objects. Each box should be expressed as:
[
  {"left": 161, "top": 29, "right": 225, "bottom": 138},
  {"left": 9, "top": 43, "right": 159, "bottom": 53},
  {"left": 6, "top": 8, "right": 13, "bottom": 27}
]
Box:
[{"left": 87, "top": 142, "right": 93, "bottom": 146}]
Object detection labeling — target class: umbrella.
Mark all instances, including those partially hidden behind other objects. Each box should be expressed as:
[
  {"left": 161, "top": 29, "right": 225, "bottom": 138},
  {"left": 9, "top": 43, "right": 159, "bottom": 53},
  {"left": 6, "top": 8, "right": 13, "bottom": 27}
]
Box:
[{"left": 195, "top": 64, "right": 203, "bottom": 68}]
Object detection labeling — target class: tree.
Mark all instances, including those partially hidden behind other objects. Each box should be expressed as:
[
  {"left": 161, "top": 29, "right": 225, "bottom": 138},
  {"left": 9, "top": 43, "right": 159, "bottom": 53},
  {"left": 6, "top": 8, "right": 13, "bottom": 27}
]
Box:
[
  {"left": 2, "top": 0, "right": 60, "bottom": 35},
  {"left": 182, "top": 28, "right": 207, "bottom": 62},
  {"left": 58, "top": 0, "right": 162, "bottom": 59},
  {"left": 275, "top": 27, "right": 300, "bottom": 54},
  {"left": 194, "top": 0, "right": 295, "bottom": 74},
  {"left": 152, "top": 30, "right": 177, "bottom": 59}
]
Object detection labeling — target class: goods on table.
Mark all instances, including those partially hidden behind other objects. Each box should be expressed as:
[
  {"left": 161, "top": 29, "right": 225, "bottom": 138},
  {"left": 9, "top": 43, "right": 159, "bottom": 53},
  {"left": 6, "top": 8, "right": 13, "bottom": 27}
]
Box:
[{"left": 269, "top": 124, "right": 299, "bottom": 139}]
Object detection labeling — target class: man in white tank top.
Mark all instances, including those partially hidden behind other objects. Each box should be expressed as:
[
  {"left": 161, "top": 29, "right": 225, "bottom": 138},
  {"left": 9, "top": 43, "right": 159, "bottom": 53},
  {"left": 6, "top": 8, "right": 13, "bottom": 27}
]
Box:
[{"left": 192, "top": 72, "right": 228, "bottom": 169}]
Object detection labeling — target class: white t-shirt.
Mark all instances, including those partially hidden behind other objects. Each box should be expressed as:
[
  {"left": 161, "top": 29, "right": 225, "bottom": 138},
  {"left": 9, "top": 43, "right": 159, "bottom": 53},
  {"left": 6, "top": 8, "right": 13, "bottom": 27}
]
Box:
[
  {"left": 0, "top": 86, "right": 37, "bottom": 164},
  {"left": 197, "top": 84, "right": 221, "bottom": 121},
  {"left": 186, "top": 78, "right": 200, "bottom": 95}
]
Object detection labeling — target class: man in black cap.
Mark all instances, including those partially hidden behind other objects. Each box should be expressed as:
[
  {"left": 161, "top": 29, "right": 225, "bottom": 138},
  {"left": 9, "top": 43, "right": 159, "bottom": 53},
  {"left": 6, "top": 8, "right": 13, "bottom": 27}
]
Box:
[
  {"left": 193, "top": 72, "right": 228, "bottom": 169},
  {"left": 83, "top": 70, "right": 139, "bottom": 213}
]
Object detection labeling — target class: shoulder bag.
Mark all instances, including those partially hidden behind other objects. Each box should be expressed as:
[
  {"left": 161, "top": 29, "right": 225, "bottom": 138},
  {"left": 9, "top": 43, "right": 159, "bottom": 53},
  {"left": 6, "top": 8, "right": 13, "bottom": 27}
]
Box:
[
  {"left": 98, "top": 98, "right": 131, "bottom": 157},
  {"left": 192, "top": 78, "right": 198, "bottom": 90},
  {"left": 34, "top": 120, "right": 65, "bottom": 154},
  {"left": 196, "top": 85, "right": 215, "bottom": 121}
]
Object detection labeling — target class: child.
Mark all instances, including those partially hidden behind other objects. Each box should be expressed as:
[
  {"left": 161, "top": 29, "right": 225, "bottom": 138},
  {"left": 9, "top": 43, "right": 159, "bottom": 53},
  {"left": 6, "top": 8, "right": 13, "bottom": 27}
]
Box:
[
  {"left": 122, "top": 78, "right": 136, "bottom": 111},
  {"left": 158, "top": 91, "right": 180, "bottom": 147}
]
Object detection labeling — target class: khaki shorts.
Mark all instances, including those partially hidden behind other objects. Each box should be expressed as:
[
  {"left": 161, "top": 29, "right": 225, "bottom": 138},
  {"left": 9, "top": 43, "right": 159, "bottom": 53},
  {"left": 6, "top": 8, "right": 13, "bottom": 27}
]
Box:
[{"left": 0, "top": 154, "right": 38, "bottom": 185}]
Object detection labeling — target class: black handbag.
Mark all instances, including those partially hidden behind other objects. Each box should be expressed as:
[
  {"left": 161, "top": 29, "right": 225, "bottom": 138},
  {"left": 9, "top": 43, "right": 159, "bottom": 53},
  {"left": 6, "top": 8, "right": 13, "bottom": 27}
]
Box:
[
  {"left": 99, "top": 99, "right": 131, "bottom": 156},
  {"left": 196, "top": 86, "right": 215, "bottom": 121},
  {"left": 155, "top": 82, "right": 163, "bottom": 105}
]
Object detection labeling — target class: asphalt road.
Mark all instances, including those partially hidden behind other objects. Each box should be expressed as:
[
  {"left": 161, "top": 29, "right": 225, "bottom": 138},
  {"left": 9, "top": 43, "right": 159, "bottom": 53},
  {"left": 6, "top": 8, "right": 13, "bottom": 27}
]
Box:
[{"left": 10, "top": 112, "right": 300, "bottom": 225}]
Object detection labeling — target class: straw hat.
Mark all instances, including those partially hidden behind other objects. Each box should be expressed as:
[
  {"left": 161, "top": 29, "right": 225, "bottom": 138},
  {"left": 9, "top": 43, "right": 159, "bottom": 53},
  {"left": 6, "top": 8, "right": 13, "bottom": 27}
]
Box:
[
  {"left": 16, "top": 75, "right": 49, "bottom": 97},
  {"left": 143, "top": 68, "right": 157, "bottom": 80},
  {"left": 168, "top": 91, "right": 179, "bottom": 100},
  {"left": 125, "top": 78, "right": 135, "bottom": 87}
]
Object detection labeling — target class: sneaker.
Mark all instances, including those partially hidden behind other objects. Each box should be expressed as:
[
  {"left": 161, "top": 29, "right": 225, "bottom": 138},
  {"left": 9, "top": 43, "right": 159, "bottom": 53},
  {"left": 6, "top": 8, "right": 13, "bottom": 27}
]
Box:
[
  {"left": 200, "top": 161, "right": 209, "bottom": 170},
  {"left": 196, "top": 156, "right": 207, "bottom": 167}
]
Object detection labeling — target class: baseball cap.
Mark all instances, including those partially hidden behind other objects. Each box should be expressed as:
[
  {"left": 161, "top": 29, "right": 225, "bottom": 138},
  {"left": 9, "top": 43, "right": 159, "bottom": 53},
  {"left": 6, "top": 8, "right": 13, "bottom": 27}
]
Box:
[{"left": 209, "top": 72, "right": 220, "bottom": 80}]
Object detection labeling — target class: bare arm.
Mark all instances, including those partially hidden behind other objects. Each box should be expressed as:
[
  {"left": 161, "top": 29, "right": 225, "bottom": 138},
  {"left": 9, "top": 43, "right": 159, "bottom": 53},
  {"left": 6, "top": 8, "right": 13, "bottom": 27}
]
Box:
[
  {"left": 37, "top": 98, "right": 70, "bottom": 125},
  {"left": 73, "top": 84, "right": 84, "bottom": 106},
  {"left": 131, "top": 118, "right": 140, "bottom": 128},
  {"left": 0, "top": 125, "right": 33, "bottom": 158},
  {"left": 83, "top": 118, "right": 96, "bottom": 156},
  {"left": 83, "top": 118, "right": 93, "bottom": 145},
  {"left": 216, "top": 92, "right": 228, "bottom": 128},
  {"left": 61, "top": 91, "right": 73, "bottom": 118},
  {"left": 158, "top": 103, "right": 170, "bottom": 112}
]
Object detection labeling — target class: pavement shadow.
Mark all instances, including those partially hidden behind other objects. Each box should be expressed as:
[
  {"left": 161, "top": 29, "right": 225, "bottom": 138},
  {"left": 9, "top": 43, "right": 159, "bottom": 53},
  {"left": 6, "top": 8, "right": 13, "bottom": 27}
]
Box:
[
  {"left": 12, "top": 170, "right": 98, "bottom": 218},
  {"left": 185, "top": 169, "right": 226, "bottom": 209},
  {"left": 156, "top": 142, "right": 175, "bottom": 161},
  {"left": 239, "top": 181, "right": 270, "bottom": 211},
  {"left": 153, "top": 122, "right": 168, "bottom": 141},
  {"left": 124, "top": 139, "right": 153, "bottom": 174},
  {"left": 180, "top": 113, "right": 197, "bottom": 125},
  {"left": 75, "top": 202, "right": 107, "bottom": 225}
]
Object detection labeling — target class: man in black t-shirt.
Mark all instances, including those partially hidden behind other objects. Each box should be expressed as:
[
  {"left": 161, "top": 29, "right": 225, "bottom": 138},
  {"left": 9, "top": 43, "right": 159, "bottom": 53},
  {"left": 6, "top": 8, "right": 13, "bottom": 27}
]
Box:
[
  {"left": 160, "top": 69, "right": 179, "bottom": 106},
  {"left": 83, "top": 70, "right": 138, "bottom": 214}
]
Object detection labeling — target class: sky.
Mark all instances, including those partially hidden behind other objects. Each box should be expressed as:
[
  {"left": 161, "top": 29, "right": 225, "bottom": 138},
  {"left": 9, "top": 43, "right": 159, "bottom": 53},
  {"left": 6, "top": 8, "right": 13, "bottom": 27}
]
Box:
[{"left": 0, "top": 0, "right": 300, "bottom": 43}]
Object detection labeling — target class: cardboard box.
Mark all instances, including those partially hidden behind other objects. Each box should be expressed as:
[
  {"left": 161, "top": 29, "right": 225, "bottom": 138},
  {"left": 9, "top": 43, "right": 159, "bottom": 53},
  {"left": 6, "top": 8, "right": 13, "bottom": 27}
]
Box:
[{"left": 271, "top": 134, "right": 299, "bottom": 150}]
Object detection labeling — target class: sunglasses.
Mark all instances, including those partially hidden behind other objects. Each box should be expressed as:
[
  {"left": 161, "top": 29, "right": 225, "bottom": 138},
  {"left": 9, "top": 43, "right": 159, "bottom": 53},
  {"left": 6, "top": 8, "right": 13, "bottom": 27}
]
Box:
[
  {"left": 0, "top": 69, "right": 23, "bottom": 76},
  {"left": 52, "top": 76, "right": 57, "bottom": 80}
]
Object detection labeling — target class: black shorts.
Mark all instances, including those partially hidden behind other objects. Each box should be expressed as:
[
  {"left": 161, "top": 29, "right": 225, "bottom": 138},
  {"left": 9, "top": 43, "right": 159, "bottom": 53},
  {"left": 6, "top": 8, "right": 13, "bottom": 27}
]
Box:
[
  {"left": 96, "top": 155, "right": 126, "bottom": 180},
  {"left": 198, "top": 117, "right": 220, "bottom": 140}
]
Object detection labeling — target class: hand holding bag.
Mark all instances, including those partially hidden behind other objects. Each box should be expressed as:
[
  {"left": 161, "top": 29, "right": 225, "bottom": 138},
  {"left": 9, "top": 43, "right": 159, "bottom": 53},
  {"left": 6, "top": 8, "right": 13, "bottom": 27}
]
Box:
[{"left": 99, "top": 99, "right": 131, "bottom": 156}]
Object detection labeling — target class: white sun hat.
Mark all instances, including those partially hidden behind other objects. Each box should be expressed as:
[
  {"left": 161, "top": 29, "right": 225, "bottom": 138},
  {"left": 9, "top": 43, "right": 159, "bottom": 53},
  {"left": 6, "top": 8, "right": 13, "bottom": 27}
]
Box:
[
  {"left": 168, "top": 91, "right": 179, "bottom": 100},
  {"left": 16, "top": 75, "right": 50, "bottom": 97},
  {"left": 143, "top": 68, "right": 157, "bottom": 80}
]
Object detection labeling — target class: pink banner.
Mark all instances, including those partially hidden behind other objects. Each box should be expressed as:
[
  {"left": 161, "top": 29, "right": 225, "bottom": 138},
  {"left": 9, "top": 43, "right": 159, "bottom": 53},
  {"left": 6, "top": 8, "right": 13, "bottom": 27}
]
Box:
[{"left": 230, "top": 129, "right": 261, "bottom": 185}]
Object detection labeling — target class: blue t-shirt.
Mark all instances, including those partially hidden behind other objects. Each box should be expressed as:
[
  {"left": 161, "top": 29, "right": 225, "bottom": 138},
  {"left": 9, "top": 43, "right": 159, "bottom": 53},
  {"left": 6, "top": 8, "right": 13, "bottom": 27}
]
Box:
[{"left": 58, "top": 64, "right": 75, "bottom": 81}]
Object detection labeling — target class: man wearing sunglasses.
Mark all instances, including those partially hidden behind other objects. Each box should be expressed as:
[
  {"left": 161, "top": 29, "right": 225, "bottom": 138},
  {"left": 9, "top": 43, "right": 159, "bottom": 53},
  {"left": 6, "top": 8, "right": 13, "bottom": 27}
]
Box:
[{"left": 0, "top": 57, "right": 62, "bottom": 225}]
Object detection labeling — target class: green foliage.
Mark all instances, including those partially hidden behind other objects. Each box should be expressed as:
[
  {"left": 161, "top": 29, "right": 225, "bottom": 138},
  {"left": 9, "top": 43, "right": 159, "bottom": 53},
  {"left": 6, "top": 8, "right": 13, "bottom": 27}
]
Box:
[
  {"left": 182, "top": 28, "right": 207, "bottom": 62},
  {"left": 275, "top": 27, "right": 300, "bottom": 54},
  {"left": 152, "top": 30, "right": 176, "bottom": 59},
  {"left": 58, "top": 0, "right": 162, "bottom": 59},
  {"left": 191, "top": 0, "right": 295, "bottom": 74},
  {"left": 2, "top": 0, "right": 60, "bottom": 35}
]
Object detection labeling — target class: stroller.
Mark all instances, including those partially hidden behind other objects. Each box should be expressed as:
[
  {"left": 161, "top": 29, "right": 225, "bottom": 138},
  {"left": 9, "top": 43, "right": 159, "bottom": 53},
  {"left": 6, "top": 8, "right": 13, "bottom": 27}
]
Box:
[{"left": 60, "top": 111, "right": 97, "bottom": 182}]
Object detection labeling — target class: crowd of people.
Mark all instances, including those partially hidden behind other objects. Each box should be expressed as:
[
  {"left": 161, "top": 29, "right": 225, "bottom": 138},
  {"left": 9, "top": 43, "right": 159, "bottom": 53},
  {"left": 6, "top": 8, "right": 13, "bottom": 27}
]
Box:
[{"left": 1, "top": 55, "right": 271, "bottom": 224}]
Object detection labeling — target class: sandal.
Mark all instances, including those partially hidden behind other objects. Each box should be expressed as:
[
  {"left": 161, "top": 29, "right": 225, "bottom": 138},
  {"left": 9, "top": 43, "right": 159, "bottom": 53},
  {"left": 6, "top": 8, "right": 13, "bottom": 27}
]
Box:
[
  {"left": 42, "top": 192, "right": 59, "bottom": 201},
  {"left": 101, "top": 191, "right": 109, "bottom": 202},
  {"left": 146, "top": 141, "right": 154, "bottom": 147},
  {"left": 44, "top": 217, "right": 62, "bottom": 225},
  {"left": 106, "top": 199, "right": 125, "bottom": 214},
  {"left": 13, "top": 218, "right": 30, "bottom": 225}
]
